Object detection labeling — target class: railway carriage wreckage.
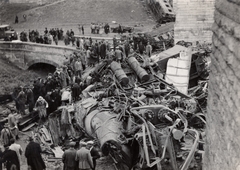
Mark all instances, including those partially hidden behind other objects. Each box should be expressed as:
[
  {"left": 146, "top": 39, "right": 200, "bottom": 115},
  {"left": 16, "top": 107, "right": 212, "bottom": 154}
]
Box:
[{"left": 17, "top": 43, "right": 210, "bottom": 170}]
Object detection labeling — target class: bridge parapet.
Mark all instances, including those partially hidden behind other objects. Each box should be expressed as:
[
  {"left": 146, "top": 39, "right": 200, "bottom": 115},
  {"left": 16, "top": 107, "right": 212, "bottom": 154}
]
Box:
[{"left": 0, "top": 41, "right": 78, "bottom": 70}]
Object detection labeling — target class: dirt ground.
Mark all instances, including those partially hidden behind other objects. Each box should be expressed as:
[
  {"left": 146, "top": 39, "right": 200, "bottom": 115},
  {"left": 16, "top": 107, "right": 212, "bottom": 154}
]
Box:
[
  {"left": 0, "top": 0, "right": 161, "bottom": 169},
  {"left": 1, "top": 0, "right": 157, "bottom": 35}
]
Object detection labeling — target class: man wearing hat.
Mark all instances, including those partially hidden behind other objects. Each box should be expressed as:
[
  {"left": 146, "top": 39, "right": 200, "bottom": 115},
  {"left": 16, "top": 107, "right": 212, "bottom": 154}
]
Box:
[
  {"left": 62, "top": 142, "right": 77, "bottom": 170},
  {"left": 0, "top": 145, "right": 3, "bottom": 170},
  {"left": 74, "top": 58, "right": 83, "bottom": 78},
  {"left": 146, "top": 41, "right": 152, "bottom": 58},
  {"left": 0, "top": 123, "right": 12, "bottom": 146},
  {"left": 61, "top": 65, "right": 71, "bottom": 88},
  {"left": 17, "top": 86, "right": 27, "bottom": 115},
  {"left": 9, "top": 138, "right": 23, "bottom": 166},
  {"left": 79, "top": 141, "right": 87, "bottom": 149},
  {"left": 99, "top": 40, "right": 107, "bottom": 60},
  {"left": 86, "top": 141, "right": 100, "bottom": 170},
  {"left": 2, "top": 144, "right": 20, "bottom": 170},
  {"left": 124, "top": 39, "right": 131, "bottom": 58},
  {"left": 25, "top": 137, "right": 46, "bottom": 170},
  {"left": 115, "top": 46, "right": 124, "bottom": 62},
  {"left": 34, "top": 96, "right": 48, "bottom": 123},
  {"left": 26, "top": 85, "right": 35, "bottom": 113},
  {"left": 113, "top": 35, "right": 117, "bottom": 51},
  {"left": 8, "top": 111, "right": 19, "bottom": 140},
  {"left": 75, "top": 141, "right": 93, "bottom": 170},
  {"left": 11, "top": 87, "right": 20, "bottom": 114},
  {"left": 61, "top": 87, "right": 72, "bottom": 105}
]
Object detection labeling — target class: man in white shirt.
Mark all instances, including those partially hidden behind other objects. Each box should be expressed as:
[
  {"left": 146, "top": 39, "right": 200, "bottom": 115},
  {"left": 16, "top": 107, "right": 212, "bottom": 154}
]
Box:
[
  {"left": 61, "top": 88, "right": 72, "bottom": 105},
  {"left": 74, "top": 58, "right": 83, "bottom": 77},
  {"left": 9, "top": 138, "right": 23, "bottom": 165},
  {"left": 8, "top": 111, "right": 19, "bottom": 140},
  {"left": 86, "top": 48, "right": 91, "bottom": 67},
  {"left": 146, "top": 42, "right": 153, "bottom": 58},
  {"left": 80, "top": 38, "right": 84, "bottom": 50}
]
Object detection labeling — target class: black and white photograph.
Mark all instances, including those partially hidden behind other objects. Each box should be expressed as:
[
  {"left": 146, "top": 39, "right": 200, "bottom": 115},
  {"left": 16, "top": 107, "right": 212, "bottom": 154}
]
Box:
[{"left": 0, "top": 0, "right": 235, "bottom": 170}]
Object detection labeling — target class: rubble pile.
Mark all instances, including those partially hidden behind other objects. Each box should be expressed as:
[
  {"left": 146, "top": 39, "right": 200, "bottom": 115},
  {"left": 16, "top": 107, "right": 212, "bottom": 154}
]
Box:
[
  {"left": 0, "top": 40, "right": 208, "bottom": 170},
  {"left": 28, "top": 43, "right": 210, "bottom": 169}
]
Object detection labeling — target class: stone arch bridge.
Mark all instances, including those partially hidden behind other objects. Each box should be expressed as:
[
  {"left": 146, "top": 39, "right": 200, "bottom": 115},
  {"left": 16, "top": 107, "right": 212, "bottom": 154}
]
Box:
[{"left": 0, "top": 41, "right": 79, "bottom": 70}]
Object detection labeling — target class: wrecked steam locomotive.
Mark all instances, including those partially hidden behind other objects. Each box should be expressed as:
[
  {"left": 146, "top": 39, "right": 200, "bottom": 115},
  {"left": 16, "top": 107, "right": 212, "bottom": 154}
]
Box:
[
  {"left": 72, "top": 48, "right": 208, "bottom": 170},
  {"left": 21, "top": 45, "right": 209, "bottom": 170}
]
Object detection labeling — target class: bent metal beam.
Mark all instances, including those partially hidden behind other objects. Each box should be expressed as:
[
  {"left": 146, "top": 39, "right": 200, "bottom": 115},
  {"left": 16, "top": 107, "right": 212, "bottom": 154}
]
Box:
[{"left": 0, "top": 41, "right": 79, "bottom": 70}]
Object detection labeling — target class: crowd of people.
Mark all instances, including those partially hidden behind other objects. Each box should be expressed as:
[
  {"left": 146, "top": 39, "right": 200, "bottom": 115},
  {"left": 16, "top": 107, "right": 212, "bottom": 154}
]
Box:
[
  {"left": 0, "top": 133, "right": 48, "bottom": 170},
  {"left": 63, "top": 140, "right": 100, "bottom": 170},
  {"left": 90, "top": 23, "right": 111, "bottom": 35},
  {"left": 0, "top": 30, "right": 153, "bottom": 169},
  {"left": 78, "top": 24, "right": 84, "bottom": 35},
  {"left": 90, "top": 23, "right": 102, "bottom": 34},
  {"left": 63, "top": 29, "right": 75, "bottom": 46},
  {"left": 19, "top": 27, "right": 69, "bottom": 45},
  {"left": 12, "top": 32, "right": 153, "bottom": 118},
  {"left": 0, "top": 109, "right": 45, "bottom": 170},
  {"left": 18, "top": 23, "right": 135, "bottom": 48}
]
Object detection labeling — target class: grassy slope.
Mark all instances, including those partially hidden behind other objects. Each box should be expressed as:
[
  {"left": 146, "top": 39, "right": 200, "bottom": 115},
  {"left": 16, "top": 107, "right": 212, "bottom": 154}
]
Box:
[
  {"left": 0, "top": 3, "right": 37, "bottom": 24},
  {"left": 0, "top": 58, "right": 41, "bottom": 95},
  {"left": 1, "top": 0, "right": 154, "bottom": 33}
]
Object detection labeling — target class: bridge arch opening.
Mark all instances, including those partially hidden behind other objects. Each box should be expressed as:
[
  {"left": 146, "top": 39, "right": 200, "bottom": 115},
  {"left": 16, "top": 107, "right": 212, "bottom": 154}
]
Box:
[{"left": 28, "top": 63, "right": 56, "bottom": 76}]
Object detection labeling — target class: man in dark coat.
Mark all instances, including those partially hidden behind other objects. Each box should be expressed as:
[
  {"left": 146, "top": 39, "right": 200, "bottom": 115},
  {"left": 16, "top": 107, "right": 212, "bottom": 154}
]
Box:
[
  {"left": 72, "top": 83, "right": 80, "bottom": 102},
  {"left": 2, "top": 145, "right": 20, "bottom": 170},
  {"left": 51, "top": 89, "right": 61, "bottom": 111},
  {"left": 62, "top": 142, "right": 77, "bottom": 170},
  {"left": 93, "top": 42, "right": 100, "bottom": 63},
  {"left": 11, "top": 87, "right": 20, "bottom": 114},
  {"left": 15, "top": 16, "right": 18, "bottom": 24},
  {"left": 100, "top": 41, "right": 107, "bottom": 60},
  {"left": 44, "top": 91, "right": 53, "bottom": 115},
  {"left": 76, "top": 38, "right": 80, "bottom": 48},
  {"left": 33, "top": 79, "right": 40, "bottom": 102},
  {"left": 86, "top": 141, "right": 100, "bottom": 170},
  {"left": 25, "top": 137, "right": 46, "bottom": 170},
  {"left": 138, "top": 41, "right": 145, "bottom": 55},
  {"left": 0, "top": 145, "right": 3, "bottom": 170},
  {"left": 133, "top": 35, "right": 139, "bottom": 51},
  {"left": 26, "top": 87, "right": 35, "bottom": 112},
  {"left": 70, "top": 29, "right": 75, "bottom": 46},
  {"left": 115, "top": 47, "right": 124, "bottom": 62},
  {"left": 113, "top": 36, "right": 117, "bottom": 51},
  {"left": 82, "top": 25, "right": 84, "bottom": 35},
  {"left": 17, "top": 86, "right": 27, "bottom": 115},
  {"left": 124, "top": 40, "right": 130, "bottom": 58},
  {"left": 39, "top": 36, "right": 44, "bottom": 44}
]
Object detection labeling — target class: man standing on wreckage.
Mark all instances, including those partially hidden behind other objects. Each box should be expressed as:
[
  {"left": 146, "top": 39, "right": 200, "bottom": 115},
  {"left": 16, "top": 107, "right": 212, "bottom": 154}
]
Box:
[
  {"left": 34, "top": 96, "right": 48, "bottom": 124},
  {"left": 62, "top": 142, "right": 77, "bottom": 170},
  {"left": 25, "top": 136, "right": 46, "bottom": 170},
  {"left": 86, "top": 141, "right": 100, "bottom": 170},
  {"left": 75, "top": 141, "right": 94, "bottom": 170}
]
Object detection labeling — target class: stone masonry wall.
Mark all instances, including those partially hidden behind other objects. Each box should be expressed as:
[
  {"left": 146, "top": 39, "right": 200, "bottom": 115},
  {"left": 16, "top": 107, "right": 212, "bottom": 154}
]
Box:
[
  {"left": 204, "top": 0, "right": 240, "bottom": 169},
  {"left": 0, "top": 42, "right": 78, "bottom": 70},
  {"left": 174, "top": 0, "right": 215, "bottom": 44}
]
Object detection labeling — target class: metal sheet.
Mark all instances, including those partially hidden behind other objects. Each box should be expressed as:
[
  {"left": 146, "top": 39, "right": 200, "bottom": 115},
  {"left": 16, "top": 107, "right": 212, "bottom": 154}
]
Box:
[
  {"left": 151, "top": 45, "right": 187, "bottom": 63},
  {"left": 165, "top": 48, "right": 192, "bottom": 94}
]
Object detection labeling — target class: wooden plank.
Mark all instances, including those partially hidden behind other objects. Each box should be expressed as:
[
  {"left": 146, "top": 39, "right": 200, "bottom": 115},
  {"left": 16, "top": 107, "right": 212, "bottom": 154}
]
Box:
[{"left": 21, "top": 123, "right": 36, "bottom": 132}]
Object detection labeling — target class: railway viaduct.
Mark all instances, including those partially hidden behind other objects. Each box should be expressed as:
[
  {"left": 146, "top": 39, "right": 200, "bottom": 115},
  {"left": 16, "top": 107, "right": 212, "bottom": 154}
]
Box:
[{"left": 0, "top": 41, "right": 78, "bottom": 70}]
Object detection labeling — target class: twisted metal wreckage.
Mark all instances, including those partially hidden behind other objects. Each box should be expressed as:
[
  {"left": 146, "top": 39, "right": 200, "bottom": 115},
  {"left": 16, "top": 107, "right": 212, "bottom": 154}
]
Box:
[{"left": 31, "top": 43, "right": 210, "bottom": 170}]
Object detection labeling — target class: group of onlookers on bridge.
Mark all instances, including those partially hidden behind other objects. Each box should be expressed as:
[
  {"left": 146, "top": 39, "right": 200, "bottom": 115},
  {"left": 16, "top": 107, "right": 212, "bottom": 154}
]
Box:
[{"left": 19, "top": 27, "right": 69, "bottom": 45}]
